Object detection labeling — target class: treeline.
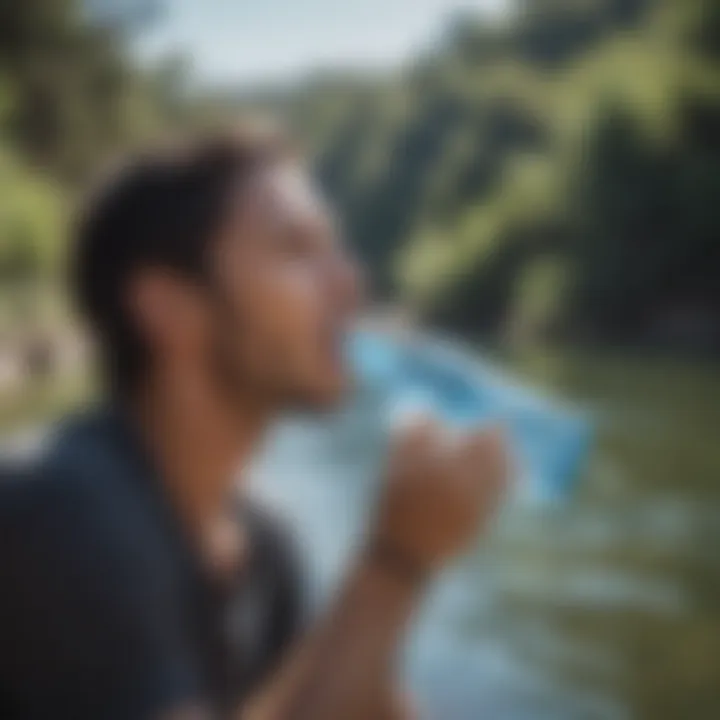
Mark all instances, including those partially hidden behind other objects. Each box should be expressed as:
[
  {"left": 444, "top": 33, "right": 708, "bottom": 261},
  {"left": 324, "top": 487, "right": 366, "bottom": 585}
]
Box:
[
  {"left": 0, "top": 0, "right": 197, "bottom": 306},
  {"left": 1, "top": 0, "right": 718, "bottom": 354},
  {"left": 257, "top": 0, "right": 720, "bottom": 352}
]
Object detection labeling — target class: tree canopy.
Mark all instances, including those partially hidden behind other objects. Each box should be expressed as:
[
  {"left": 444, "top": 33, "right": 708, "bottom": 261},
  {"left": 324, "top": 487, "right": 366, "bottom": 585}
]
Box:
[
  {"left": 1, "top": 0, "right": 718, "bottom": 352},
  {"left": 245, "top": 0, "right": 720, "bottom": 351}
]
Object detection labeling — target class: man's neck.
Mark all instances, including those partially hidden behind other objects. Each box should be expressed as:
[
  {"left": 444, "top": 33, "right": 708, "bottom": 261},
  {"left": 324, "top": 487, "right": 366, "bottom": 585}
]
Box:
[{"left": 130, "top": 373, "right": 273, "bottom": 546}]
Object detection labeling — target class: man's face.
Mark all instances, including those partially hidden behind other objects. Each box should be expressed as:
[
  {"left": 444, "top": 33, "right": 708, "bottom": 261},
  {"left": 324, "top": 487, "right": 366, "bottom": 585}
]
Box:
[{"left": 206, "top": 161, "right": 362, "bottom": 411}]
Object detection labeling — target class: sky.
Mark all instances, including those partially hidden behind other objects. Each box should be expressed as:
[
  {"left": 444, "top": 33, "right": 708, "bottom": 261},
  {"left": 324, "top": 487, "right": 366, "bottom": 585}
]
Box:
[{"left": 135, "top": 0, "right": 511, "bottom": 87}]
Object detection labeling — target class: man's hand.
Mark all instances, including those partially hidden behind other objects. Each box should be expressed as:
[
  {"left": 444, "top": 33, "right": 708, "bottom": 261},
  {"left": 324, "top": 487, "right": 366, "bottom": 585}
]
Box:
[
  {"left": 371, "top": 419, "right": 508, "bottom": 577},
  {"left": 380, "top": 688, "right": 417, "bottom": 720},
  {"left": 242, "top": 420, "right": 509, "bottom": 720}
]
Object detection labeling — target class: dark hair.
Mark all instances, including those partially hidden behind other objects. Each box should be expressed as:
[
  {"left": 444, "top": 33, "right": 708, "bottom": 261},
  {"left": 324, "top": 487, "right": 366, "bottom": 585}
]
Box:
[{"left": 73, "top": 127, "right": 287, "bottom": 394}]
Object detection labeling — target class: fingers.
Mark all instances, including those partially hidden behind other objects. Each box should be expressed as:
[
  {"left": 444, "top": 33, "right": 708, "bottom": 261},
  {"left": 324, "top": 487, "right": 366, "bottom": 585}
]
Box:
[
  {"left": 389, "top": 415, "right": 441, "bottom": 487},
  {"left": 392, "top": 414, "right": 440, "bottom": 455},
  {"left": 461, "top": 426, "right": 509, "bottom": 513},
  {"left": 379, "top": 416, "right": 512, "bottom": 571},
  {"left": 394, "top": 417, "right": 509, "bottom": 486}
]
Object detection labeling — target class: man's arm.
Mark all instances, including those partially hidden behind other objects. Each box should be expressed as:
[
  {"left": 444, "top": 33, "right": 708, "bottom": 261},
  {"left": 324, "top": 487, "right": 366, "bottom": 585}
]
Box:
[
  {"left": 244, "top": 550, "right": 419, "bottom": 720},
  {"left": 240, "top": 420, "right": 508, "bottom": 720}
]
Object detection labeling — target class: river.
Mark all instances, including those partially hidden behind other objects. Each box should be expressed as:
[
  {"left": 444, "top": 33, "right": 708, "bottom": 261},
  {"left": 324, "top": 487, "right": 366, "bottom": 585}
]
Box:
[{"left": 251, "top": 347, "right": 720, "bottom": 720}]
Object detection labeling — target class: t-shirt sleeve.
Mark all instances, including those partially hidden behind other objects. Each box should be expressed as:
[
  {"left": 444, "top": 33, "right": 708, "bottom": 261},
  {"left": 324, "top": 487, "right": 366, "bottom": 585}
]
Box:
[{"left": 0, "top": 466, "right": 204, "bottom": 720}]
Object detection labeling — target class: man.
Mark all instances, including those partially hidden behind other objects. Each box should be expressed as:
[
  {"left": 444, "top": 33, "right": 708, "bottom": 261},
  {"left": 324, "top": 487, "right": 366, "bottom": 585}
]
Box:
[{"left": 0, "top": 128, "right": 508, "bottom": 719}]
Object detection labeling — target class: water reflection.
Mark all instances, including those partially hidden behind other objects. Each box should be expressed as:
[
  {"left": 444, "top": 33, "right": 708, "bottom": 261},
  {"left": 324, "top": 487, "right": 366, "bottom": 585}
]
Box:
[{"left": 252, "top": 347, "right": 720, "bottom": 720}]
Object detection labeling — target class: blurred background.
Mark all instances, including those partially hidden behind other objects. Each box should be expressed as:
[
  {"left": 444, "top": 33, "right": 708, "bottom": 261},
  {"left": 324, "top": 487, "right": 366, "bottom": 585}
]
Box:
[{"left": 0, "top": 1, "right": 719, "bottom": 718}]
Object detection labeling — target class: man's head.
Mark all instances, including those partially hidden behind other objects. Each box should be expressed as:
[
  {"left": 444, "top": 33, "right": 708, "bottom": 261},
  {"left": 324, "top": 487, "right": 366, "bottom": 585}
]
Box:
[{"left": 73, "top": 127, "right": 362, "bottom": 413}]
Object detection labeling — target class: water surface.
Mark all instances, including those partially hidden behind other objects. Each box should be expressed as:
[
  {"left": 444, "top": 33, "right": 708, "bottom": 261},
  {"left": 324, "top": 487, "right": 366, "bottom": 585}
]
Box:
[{"left": 252, "top": 348, "right": 720, "bottom": 720}]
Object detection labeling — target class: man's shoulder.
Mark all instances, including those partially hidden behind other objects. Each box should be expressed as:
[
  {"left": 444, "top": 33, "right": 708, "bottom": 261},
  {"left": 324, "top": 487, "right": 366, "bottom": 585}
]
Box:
[
  {"left": 0, "top": 410, "right": 171, "bottom": 578},
  {"left": 0, "top": 415, "right": 202, "bottom": 719},
  {"left": 2, "top": 411, "right": 133, "bottom": 507}
]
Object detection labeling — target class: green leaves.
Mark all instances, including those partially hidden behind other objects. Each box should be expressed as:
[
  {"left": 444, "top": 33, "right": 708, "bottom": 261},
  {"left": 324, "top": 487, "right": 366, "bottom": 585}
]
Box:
[{"left": 280, "top": 0, "right": 719, "bottom": 349}]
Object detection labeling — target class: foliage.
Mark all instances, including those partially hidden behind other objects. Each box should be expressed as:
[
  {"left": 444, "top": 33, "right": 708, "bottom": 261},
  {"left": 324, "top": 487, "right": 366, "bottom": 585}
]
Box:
[
  {"left": 0, "top": 144, "right": 64, "bottom": 286},
  {"left": 0, "top": 0, "right": 188, "bottom": 329},
  {"left": 0, "top": 0, "right": 718, "bottom": 353},
  {"left": 244, "top": 0, "right": 720, "bottom": 351}
]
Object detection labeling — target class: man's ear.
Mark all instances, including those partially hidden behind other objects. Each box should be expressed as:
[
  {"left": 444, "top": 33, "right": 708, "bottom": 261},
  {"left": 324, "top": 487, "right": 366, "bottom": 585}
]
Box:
[{"left": 127, "top": 268, "right": 209, "bottom": 356}]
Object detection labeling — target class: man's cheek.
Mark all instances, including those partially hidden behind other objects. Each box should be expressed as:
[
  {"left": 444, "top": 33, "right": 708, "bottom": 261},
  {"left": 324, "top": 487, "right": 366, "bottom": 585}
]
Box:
[
  {"left": 242, "top": 269, "right": 300, "bottom": 330},
  {"left": 276, "top": 269, "right": 323, "bottom": 328},
  {"left": 259, "top": 290, "right": 316, "bottom": 372},
  {"left": 245, "top": 264, "right": 320, "bottom": 349}
]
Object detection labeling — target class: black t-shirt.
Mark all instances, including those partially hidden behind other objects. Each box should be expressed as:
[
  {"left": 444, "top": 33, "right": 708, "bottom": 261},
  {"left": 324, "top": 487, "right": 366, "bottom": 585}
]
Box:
[{"left": 0, "top": 408, "right": 304, "bottom": 719}]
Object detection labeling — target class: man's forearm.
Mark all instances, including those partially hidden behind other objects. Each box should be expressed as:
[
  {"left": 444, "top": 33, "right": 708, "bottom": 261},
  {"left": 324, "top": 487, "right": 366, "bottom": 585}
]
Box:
[
  {"left": 242, "top": 551, "right": 422, "bottom": 720},
  {"left": 241, "top": 420, "right": 508, "bottom": 720}
]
